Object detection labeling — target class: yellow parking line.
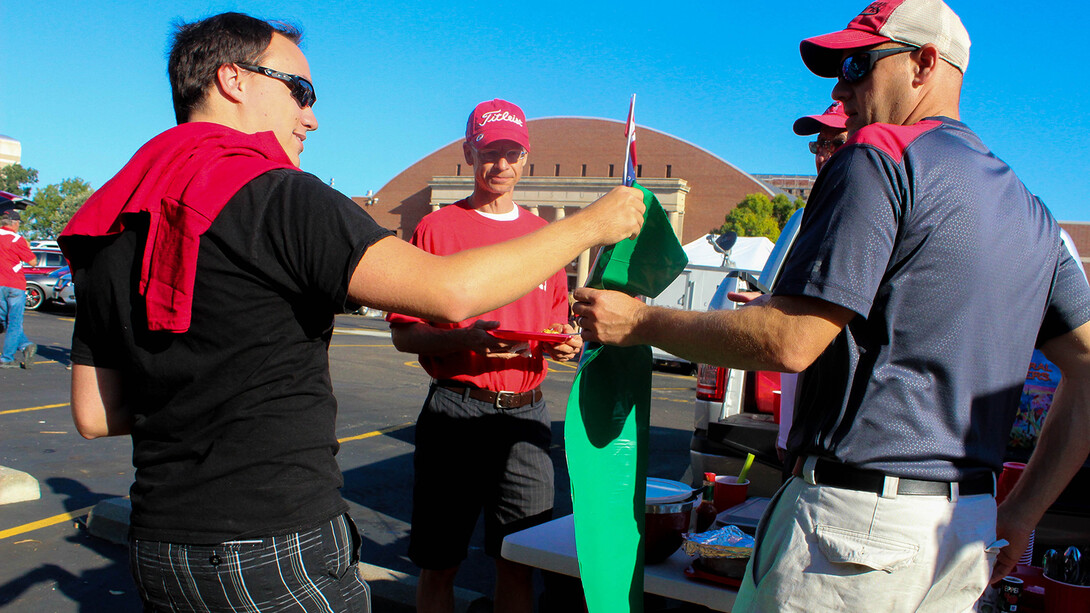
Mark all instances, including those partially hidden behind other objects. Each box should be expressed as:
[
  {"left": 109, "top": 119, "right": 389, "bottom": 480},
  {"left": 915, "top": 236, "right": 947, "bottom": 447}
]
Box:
[
  {"left": 0, "top": 402, "right": 69, "bottom": 416},
  {"left": 337, "top": 421, "right": 413, "bottom": 444},
  {"left": 0, "top": 505, "right": 95, "bottom": 541}
]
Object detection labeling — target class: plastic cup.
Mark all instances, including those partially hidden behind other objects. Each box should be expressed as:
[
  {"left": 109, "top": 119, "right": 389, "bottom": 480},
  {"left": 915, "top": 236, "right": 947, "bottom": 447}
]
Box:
[
  {"left": 714, "top": 475, "right": 749, "bottom": 512},
  {"left": 996, "top": 461, "right": 1026, "bottom": 503}
]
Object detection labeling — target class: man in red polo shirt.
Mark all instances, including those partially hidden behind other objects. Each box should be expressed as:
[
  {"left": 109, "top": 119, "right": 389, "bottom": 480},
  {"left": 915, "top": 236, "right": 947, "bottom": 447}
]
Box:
[
  {"left": 0, "top": 210, "right": 38, "bottom": 369},
  {"left": 388, "top": 99, "right": 579, "bottom": 613}
]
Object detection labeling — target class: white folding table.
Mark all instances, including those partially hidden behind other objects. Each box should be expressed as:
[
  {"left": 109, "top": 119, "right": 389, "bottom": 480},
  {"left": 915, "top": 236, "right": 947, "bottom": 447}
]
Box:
[{"left": 501, "top": 514, "right": 737, "bottom": 612}]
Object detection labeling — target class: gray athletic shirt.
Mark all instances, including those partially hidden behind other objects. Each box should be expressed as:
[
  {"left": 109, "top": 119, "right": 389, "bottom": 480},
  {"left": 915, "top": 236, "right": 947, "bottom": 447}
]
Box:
[{"left": 776, "top": 117, "right": 1090, "bottom": 481}]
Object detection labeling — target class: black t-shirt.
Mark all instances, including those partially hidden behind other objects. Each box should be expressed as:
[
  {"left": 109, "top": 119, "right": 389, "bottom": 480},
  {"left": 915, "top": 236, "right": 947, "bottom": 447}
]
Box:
[
  {"left": 775, "top": 118, "right": 1090, "bottom": 481},
  {"left": 71, "top": 169, "right": 393, "bottom": 543}
]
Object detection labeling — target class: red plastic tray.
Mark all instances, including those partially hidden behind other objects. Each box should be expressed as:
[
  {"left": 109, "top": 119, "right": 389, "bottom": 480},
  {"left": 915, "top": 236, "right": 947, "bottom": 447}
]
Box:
[
  {"left": 488, "top": 329, "right": 574, "bottom": 343},
  {"left": 683, "top": 564, "right": 744, "bottom": 589}
]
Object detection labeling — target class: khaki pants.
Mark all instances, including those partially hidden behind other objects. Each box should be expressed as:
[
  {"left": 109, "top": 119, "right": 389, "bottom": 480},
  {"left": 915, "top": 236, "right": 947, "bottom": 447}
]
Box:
[{"left": 733, "top": 474, "right": 999, "bottom": 613}]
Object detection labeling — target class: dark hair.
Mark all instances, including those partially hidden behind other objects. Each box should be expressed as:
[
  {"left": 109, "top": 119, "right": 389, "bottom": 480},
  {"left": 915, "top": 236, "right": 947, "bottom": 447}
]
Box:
[{"left": 168, "top": 12, "right": 302, "bottom": 124}]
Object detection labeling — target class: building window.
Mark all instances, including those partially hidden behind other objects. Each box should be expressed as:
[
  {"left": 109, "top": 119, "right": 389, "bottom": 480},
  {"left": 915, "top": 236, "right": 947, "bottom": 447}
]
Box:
[
  {"left": 554, "top": 164, "right": 561, "bottom": 177},
  {"left": 529, "top": 164, "right": 534, "bottom": 176},
  {"left": 637, "top": 164, "right": 642, "bottom": 178},
  {"left": 666, "top": 164, "right": 672, "bottom": 178},
  {"left": 581, "top": 164, "right": 587, "bottom": 177},
  {"left": 608, "top": 164, "right": 614, "bottom": 178},
  {"left": 456, "top": 163, "right": 461, "bottom": 176}
]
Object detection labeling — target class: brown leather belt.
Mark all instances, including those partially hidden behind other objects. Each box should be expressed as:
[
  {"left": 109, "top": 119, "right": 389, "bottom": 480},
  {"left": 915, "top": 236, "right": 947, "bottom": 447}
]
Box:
[{"left": 434, "top": 382, "right": 543, "bottom": 409}]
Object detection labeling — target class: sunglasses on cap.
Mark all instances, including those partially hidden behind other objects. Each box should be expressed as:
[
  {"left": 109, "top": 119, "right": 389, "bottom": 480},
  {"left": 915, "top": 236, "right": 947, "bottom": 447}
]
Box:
[
  {"left": 809, "top": 137, "right": 847, "bottom": 154},
  {"left": 840, "top": 46, "right": 918, "bottom": 84},
  {"left": 473, "top": 148, "right": 527, "bottom": 165},
  {"left": 235, "top": 62, "right": 316, "bottom": 108}
]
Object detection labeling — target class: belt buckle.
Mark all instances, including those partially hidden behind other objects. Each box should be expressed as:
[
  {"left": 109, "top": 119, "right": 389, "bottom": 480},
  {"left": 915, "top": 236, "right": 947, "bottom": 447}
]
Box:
[{"left": 494, "top": 391, "right": 518, "bottom": 409}]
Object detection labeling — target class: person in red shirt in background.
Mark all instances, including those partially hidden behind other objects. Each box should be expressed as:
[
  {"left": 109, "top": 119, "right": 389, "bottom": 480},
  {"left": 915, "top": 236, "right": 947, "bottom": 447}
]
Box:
[
  {"left": 0, "top": 210, "right": 38, "bottom": 369},
  {"left": 387, "top": 99, "right": 580, "bottom": 613}
]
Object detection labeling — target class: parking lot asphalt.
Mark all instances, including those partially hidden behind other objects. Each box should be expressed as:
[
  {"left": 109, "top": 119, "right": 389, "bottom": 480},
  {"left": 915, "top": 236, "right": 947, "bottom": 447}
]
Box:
[{"left": 1, "top": 308, "right": 718, "bottom": 612}]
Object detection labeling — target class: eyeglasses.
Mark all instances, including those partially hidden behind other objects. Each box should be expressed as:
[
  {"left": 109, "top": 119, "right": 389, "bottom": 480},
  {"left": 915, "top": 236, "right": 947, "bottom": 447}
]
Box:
[
  {"left": 809, "top": 138, "right": 847, "bottom": 154},
  {"left": 235, "top": 62, "right": 316, "bottom": 108},
  {"left": 839, "top": 46, "right": 917, "bottom": 84},
  {"left": 473, "top": 148, "right": 527, "bottom": 165}
]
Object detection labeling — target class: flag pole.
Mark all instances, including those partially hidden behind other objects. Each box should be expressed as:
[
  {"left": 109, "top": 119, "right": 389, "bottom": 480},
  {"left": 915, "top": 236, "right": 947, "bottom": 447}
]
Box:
[{"left": 584, "top": 94, "right": 637, "bottom": 290}]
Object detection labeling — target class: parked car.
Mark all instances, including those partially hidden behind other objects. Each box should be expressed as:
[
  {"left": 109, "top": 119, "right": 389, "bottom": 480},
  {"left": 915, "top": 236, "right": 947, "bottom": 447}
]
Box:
[
  {"left": 23, "top": 247, "right": 68, "bottom": 276},
  {"left": 52, "top": 269, "right": 75, "bottom": 308},
  {"left": 25, "top": 266, "right": 70, "bottom": 311},
  {"left": 29, "top": 239, "right": 60, "bottom": 249}
]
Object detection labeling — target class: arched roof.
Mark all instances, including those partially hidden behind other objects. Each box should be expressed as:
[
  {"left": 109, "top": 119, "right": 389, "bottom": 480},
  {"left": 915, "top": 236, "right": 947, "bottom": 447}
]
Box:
[{"left": 362, "top": 117, "right": 773, "bottom": 244}]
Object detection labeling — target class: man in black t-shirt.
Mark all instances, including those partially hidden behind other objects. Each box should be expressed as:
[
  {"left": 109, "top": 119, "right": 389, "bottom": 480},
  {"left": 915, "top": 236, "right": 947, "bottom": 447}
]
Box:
[
  {"left": 60, "top": 13, "right": 644, "bottom": 612},
  {"left": 573, "top": 0, "right": 1090, "bottom": 610}
]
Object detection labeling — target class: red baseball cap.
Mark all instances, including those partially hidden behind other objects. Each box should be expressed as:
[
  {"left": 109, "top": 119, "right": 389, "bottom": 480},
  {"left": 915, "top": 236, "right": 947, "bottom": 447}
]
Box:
[
  {"left": 793, "top": 101, "right": 849, "bottom": 135},
  {"left": 800, "top": 0, "right": 970, "bottom": 78},
  {"left": 465, "top": 99, "right": 531, "bottom": 152}
]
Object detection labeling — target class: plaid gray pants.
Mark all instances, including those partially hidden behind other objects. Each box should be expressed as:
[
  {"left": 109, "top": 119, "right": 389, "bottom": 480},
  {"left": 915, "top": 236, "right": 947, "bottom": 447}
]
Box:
[{"left": 129, "top": 514, "right": 370, "bottom": 612}]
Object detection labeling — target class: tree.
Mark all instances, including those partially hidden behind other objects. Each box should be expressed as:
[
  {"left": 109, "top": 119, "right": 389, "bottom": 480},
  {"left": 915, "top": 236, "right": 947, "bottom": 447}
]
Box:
[
  {"left": 0, "top": 164, "right": 39, "bottom": 196},
  {"left": 24, "top": 178, "right": 94, "bottom": 239},
  {"left": 715, "top": 193, "right": 805, "bottom": 242}
]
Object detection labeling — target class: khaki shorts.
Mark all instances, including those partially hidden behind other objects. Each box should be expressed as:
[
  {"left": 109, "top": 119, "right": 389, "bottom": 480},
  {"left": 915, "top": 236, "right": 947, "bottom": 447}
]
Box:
[{"left": 733, "top": 474, "right": 998, "bottom": 613}]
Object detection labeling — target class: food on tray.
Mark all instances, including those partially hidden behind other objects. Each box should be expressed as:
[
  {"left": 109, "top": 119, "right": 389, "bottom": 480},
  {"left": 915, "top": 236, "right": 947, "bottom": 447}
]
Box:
[{"left": 682, "top": 525, "right": 755, "bottom": 578}]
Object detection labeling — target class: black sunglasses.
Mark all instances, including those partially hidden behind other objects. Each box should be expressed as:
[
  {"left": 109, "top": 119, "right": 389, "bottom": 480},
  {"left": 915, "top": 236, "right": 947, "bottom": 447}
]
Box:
[
  {"left": 840, "top": 46, "right": 917, "bottom": 83},
  {"left": 809, "top": 138, "right": 847, "bottom": 154},
  {"left": 235, "top": 62, "right": 316, "bottom": 108}
]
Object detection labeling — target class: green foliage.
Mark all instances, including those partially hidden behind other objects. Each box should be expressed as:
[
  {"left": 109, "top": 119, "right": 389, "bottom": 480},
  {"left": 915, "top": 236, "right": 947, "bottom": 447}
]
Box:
[
  {"left": 715, "top": 193, "right": 805, "bottom": 241},
  {"left": 0, "top": 164, "right": 39, "bottom": 196},
  {"left": 24, "top": 178, "right": 94, "bottom": 239}
]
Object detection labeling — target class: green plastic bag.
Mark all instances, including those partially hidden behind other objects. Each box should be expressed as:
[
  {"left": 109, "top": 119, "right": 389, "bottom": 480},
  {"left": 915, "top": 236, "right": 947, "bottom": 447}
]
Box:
[
  {"left": 565, "top": 182, "right": 687, "bottom": 613},
  {"left": 586, "top": 183, "right": 688, "bottom": 298}
]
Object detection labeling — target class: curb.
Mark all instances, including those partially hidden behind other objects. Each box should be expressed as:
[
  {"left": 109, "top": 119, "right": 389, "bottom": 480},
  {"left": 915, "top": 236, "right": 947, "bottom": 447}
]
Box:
[
  {"left": 0, "top": 465, "right": 41, "bottom": 505},
  {"left": 85, "top": 498, "right": 485, "bottom": 611}
]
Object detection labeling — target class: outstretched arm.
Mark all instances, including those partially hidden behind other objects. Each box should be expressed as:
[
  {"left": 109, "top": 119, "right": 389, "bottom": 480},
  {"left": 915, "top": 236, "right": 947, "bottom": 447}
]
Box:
[
  {"left": 572, "top": 288, "right": 853, "bottom": 372},
  {"left": 348, "top": 186, "right": 644, "bottom": 324}
]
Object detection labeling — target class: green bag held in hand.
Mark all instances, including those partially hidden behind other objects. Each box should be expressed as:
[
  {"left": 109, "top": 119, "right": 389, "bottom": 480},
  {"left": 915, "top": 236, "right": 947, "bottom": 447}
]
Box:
[
  {"left": 566, "top": 182, "right": 687, "bottom": 613},
  {"left": 586, "top": 182, "right": 688, "bottom": 298}
]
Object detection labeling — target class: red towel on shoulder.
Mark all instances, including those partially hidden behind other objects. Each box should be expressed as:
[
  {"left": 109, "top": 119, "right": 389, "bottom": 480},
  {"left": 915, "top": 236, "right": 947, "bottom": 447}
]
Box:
[{"left": 60, "top": 122, "right": 295, "bottom": 333}]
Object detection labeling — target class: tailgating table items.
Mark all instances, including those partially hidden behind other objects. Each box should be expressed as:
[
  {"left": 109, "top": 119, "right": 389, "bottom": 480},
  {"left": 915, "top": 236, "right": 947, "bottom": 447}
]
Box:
[
  {"left": 565, "top": 182, "right": 688, "bottom": 613},
  {"left": 501, "top": 514, "right": 736, "bottom": 612}
]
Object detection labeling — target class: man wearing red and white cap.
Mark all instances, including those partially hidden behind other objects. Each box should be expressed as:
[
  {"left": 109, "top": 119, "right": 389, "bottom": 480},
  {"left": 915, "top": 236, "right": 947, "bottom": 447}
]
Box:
[
  {"left": 387, "top": 99, "right": 580, "bottom": 613},
  {"left": 571, "top": 1, "right": 1090, "bottom": 610},
  {"left": 793, "top": 100, "right": 849, "bottom": 173}
]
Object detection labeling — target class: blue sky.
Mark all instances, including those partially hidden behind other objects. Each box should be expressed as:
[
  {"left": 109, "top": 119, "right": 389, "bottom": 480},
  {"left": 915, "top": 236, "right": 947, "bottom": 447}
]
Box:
[{"left": 3, "top": 1, "right": 1088, "bottom": 221}]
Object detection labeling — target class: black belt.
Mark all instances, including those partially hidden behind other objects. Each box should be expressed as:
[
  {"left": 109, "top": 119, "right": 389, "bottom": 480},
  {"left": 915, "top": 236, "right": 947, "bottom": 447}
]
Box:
[
  {"left": 434, "top": 382, "right": 543, "bottom": 409},
  {"left": 793, "top": 457, "right": 996, "bottom": 498}
]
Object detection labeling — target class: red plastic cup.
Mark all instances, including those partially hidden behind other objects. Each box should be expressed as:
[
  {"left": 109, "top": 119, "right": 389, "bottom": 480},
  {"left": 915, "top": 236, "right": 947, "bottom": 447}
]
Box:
[
  {"left": 1044, "top": 575, "right": 1090, "bottom": 613},
  {"left": 714, "top": 476, "right": 749, "bottom": 512},
  {"left": 997, "top": 461, "right": 1026, "bottom": 504}
]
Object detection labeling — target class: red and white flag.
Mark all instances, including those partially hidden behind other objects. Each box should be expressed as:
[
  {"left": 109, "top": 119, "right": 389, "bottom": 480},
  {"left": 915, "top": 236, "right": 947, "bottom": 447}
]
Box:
[{"left": 623, "top": 94, "right": 637, "bottom": 187}]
